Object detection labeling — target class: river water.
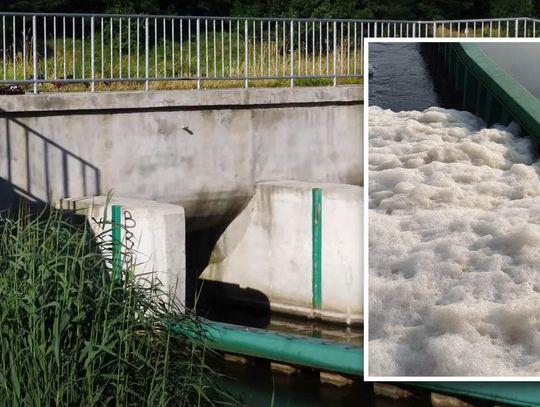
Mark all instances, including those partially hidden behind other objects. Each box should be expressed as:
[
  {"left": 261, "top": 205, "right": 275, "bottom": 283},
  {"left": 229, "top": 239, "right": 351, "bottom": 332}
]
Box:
[{"left": 368, "top": 43, "right": 446, "bottom": 111}]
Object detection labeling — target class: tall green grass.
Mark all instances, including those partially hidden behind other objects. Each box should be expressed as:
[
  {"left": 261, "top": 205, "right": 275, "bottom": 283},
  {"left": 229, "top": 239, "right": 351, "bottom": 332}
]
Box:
[
  {"left": 2, "top": 31, "right": 363, "bottom": 91},
  {"left": 0, "top": 206, "right": 236, "bottom": 406}
]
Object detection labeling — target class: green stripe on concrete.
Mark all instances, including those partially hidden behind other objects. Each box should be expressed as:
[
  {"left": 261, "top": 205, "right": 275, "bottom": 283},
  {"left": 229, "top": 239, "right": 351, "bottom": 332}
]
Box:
[
  {"left": 111, "top": 204, "right": 122, "bottom": 284},
  {"left": 452, "top": 42, "right": 540, "bottom": 141},
  {"left": 312, "top": 188, "right": 322, "bottom": 310}
]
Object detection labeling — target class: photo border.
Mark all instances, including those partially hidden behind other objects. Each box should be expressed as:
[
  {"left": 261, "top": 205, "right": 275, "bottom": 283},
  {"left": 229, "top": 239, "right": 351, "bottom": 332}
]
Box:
[{"left": 363, "top": 36, "right": 540, "bottom": 382}]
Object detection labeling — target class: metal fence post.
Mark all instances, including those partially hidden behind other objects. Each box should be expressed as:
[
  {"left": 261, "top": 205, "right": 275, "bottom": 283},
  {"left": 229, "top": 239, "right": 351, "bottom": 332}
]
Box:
[
  {"left": 145, "top": 17, "right": 149, "bottom": 91},
  {"left": 290, "top": 20, "right": 294, "bottom": 87},
  {"left": 515, "top": 19, "right": 518, "bottom": 37},
  {"left": 244, "top": 19, "right": 248, "bottom": 88},
  {"left": 433, "top": 22, "right": 436, "bottom": 37},
  {"left": 91, "top": 16, "right": 95, "bottom": 92},
  {"left": 333, "top": 21, "right": 337, "bottom": 87},
  {"left": 197, "top": 18, "right": 201, "bottom": 89},
  {"left": 32, "top": 15, "right": 37, "bottom": 93}
]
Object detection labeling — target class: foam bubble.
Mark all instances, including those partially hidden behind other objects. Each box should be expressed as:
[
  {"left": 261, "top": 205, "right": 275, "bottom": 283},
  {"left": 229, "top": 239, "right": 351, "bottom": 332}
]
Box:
[{"left": 369, "top": 106, "right": 540, "bottom": 377}]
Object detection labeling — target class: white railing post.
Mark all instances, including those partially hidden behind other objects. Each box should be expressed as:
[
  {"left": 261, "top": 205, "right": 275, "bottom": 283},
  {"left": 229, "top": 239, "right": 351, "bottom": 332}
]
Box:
[
  {"left": 244, "top": 19, "right": 248, "bottom": 88},
  {"left": 32, "top": 15, "right": 38, "bottom": 94},
  {"left": 333, "top": 21, "right": 337, "bottom": 87},
  {"left": 145, "top": 17, "right": 149, "bottom": 91},
  {"left": 91, "top": 16, "right": 95, "bottom": 92},
  {"left": 290, "top": 20, "right": 294, "bottom": 88},
  {"left": 197, "top": 18, "right": 201, "bottom": 89}
]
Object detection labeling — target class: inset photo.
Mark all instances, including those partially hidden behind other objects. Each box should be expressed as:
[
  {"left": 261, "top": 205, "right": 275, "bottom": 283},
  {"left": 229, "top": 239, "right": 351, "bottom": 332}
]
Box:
[{"left": 366, "top": 40, "right": 540, "bottom": 379}]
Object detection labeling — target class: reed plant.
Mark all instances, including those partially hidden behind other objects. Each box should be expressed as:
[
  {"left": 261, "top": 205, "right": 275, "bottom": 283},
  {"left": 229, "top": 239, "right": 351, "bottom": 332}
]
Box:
[{"left": 0, "top": 206, "right": 236, "bottom": 406}]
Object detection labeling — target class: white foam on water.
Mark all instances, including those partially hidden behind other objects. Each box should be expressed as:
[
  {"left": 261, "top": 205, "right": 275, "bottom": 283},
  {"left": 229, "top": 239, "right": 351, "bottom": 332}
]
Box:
[{"left": 368, "top": 106, "right": 540, "bottom": 377}]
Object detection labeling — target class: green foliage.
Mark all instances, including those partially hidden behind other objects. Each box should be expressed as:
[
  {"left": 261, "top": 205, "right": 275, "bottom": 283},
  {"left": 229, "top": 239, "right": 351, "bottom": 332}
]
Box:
[
  {"left": 0, "top": 207, "right": 237, "bottom": 406},
  {"left": 2, "top": 0, "right": 540, "bottom": 19},
  {"left": 231, "top": 0, "right": 373, "bottom": 18},
  {"left": 2, "top": 0, "right": 107, "bottom": 13},
  {"left": 364, "top": 0, "right": 484, "bottom": 20},
  {"left": 489, "top": 0, "right": 534, "bottom": 17}
]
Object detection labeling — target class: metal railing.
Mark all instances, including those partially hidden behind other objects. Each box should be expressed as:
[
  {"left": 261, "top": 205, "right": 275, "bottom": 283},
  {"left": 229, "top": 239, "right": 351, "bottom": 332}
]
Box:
[{"left": 0, "top": 13, "right": 539, "bottom": 92}]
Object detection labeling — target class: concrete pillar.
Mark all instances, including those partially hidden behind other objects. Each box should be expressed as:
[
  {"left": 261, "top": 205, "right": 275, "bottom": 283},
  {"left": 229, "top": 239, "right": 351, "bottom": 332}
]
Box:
[
  {"left": 200, "top": 181, "right": 363, "bottom": 325},
  {"left": 59, "top": 196, "right": 186, "bottom": 307}
]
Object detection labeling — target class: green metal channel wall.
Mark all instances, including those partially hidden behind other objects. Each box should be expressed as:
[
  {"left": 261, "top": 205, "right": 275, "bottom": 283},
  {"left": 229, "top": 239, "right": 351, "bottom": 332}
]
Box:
[
  {"left": 413, "top": 43, "right": 540, "bottom": 406},
  {"left": 440, "top": 42, "right": 540, "bottom": 141}
]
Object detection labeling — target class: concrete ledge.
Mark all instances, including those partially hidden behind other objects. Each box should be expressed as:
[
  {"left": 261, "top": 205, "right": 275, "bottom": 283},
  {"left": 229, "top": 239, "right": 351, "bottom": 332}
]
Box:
[
  {"left": 0, "top": 86, "right": 363, "bottom": 114},
  {"left": 59, "top": 195, "right": 186, "bottom": 306},
  {"left": 1, "top": 86, "right": 363, "bottom": 228},
  {"left": 200, "top": 181, "right": 363, "bottom": 325}
]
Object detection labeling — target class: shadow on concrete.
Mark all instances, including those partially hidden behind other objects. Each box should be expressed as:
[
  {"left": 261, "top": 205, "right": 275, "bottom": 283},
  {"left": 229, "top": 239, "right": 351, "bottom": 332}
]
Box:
[
  {"left": 185, "top": 221, "right": 271, "bottom": 328},
  {"left": 0, "top": 114, "right": 101, "bottom": 214},
  {"left": 195, "top": 280, "right": 271, "bottom": 328},
  {"left": 1, "top": 110, "right": 269, "bottom": 323},
  {"left": 0, "top": 177, "right": 48, "bottom": 215}
]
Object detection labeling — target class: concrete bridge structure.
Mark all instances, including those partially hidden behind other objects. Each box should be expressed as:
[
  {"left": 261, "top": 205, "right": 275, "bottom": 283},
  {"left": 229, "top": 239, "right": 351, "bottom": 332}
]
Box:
[
  {"left": 0, "top": 86, "right": 363, "bottom": 228},
  {"left": 2, "top": 12, "right": 540, "bottom": 406}
]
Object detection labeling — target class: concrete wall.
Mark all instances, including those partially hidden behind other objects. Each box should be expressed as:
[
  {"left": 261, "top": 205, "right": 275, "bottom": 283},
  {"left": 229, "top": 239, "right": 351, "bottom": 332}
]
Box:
[
  {"left": 0, "top": 87, "right": 363, "bottom": 228},
  {"left": 200, "top": 181, "right": 363, "bottom": 325},
  {"left": 59, "top": 196, "right": 186, "bottom": 306}
]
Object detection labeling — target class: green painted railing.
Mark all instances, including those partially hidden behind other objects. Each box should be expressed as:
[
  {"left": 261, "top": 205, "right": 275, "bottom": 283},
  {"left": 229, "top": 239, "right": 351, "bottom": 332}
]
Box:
[{"left": 171, "top": 319, "right": 364, "bottom": 376}]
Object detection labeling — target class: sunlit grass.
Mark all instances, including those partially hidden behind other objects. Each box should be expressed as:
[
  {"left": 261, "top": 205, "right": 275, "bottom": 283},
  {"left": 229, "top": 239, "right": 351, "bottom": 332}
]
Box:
[{"left": 0, "top": 33, "right": 363, "bottom": 91}]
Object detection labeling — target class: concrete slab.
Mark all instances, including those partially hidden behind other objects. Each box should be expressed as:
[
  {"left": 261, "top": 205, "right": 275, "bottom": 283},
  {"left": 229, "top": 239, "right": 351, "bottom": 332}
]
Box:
[
  {"left": 200, "top": 181, "right": 363, "bottom": 325},
  {"left": 59, "top": 196, "right": 186, "bottom": 307}
]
